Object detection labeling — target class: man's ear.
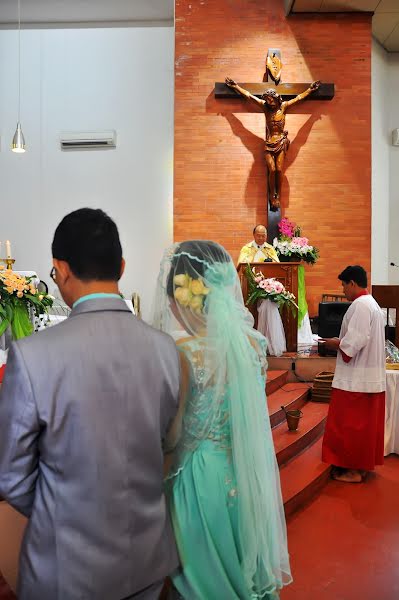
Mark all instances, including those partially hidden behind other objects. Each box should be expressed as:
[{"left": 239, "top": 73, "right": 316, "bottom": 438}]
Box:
[
  {"left": 119, "top": 258, "right": 126, "bottom": 279},
  {"left": 53, "top": 259, "right": 72, "bottom": 285}
]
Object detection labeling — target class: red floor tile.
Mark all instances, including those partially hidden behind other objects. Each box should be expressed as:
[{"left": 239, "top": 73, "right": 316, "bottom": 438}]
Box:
[{"left": 281, "top": 455, "right": 399, "bottom": 600}]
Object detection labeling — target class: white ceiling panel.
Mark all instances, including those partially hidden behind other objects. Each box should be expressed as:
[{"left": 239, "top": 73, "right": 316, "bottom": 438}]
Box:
[
  {"left": 385, "top": 22, "right": 399, "bottom": 51},
  {"left": 320, "top": 0, "right": 379, "bottom": 10},
  {"left": 375, "top": 0, "right": 399, "bottom": 13},
  {"left": 373, "top": 14, "right": 398, "bottom": 43},
  {"left": 0, "top": 0, "right": 173, "bottom": 26},
  {"left": 291, "top": 0, "right": 323, "bottom": 10}
]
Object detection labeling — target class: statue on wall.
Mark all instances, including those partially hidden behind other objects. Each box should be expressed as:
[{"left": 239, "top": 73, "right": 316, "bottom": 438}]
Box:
[{"left": 224, "top": 77, "right": 321, "bottom": 210}]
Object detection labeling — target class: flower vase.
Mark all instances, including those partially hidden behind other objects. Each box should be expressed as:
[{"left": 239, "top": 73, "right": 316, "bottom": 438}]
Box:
[
  {"left": 257, "top": 299, "right": 287, "bottom": 356},
  {"left": 279, "top": 255, "right": 299, "bottom": 263}
]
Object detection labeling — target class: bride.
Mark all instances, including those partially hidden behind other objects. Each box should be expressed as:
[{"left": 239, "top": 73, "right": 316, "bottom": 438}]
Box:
[{"left": 153, "top": 240, "right": 292, "bottom": 599}]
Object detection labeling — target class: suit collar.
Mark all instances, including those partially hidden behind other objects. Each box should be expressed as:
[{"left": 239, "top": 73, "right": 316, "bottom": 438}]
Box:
[{"left": 70, "top": 296, "right": 132, "bottom": 317}]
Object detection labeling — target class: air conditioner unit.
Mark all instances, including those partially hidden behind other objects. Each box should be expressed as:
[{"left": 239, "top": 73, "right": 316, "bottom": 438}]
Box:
[{"left": 60, "top": 130, "right": 117, "bottom": 150}]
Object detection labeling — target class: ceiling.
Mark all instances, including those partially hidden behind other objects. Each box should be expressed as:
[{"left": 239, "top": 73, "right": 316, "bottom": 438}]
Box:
[
  {"left": 0, "top": 0, "right": 174, "bottom": 27},
  {"left": 0, "top": 1, "right": 396, "bottom": 50},
  {"left": 286, "top": 0, "right": 399, "bottom": 51}
]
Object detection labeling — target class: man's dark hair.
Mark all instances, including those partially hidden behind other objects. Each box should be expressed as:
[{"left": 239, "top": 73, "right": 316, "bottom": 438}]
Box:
[
  {"left": 253, "top": 225, "right": 266, "bottom": 235},
  {"left": 52, "top": 208, "right": 122, "bottom": 281},
  {"left": 338, "top": 265, "right": 367, "bottom": 288}
]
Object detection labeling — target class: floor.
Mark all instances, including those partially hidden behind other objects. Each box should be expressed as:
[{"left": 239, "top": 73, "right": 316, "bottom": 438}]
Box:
[
  {"left": 282, "top": 454, "right": 399, "bottom": 600},
  {"left": 1, "top": 456, "right": 399, "bottom": 600}
]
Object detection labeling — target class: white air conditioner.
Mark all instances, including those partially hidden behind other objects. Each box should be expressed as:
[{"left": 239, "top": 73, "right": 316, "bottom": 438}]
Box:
[{"left": 60, "top": 130, "right": 117, "bottom": 150}]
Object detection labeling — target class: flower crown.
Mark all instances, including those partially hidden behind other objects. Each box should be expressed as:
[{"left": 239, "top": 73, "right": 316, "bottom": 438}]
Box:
[{"left": 173, "top": 274, "right": 210, "bottom": 314}]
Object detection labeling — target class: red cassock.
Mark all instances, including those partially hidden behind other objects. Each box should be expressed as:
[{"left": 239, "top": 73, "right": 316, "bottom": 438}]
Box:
[{"left": 322, "top": 388, "right": 385, "bottom": 471}]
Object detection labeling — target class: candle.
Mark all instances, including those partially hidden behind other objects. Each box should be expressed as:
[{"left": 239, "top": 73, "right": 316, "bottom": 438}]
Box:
[{"left": 5, "top": 240, "right": 11, "bottom": 259}]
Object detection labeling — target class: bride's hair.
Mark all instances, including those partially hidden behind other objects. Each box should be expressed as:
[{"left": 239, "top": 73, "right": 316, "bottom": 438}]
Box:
[{"left": 166, "top": 240, "right": 230, "bottom": 298}]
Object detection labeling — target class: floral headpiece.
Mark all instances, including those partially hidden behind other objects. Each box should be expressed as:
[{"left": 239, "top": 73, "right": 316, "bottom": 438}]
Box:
[{"left": 173, "top": 274, "right": 210, "bottom": 314}]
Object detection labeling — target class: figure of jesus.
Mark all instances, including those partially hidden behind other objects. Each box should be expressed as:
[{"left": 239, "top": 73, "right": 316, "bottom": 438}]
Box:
[{"left": 225, "top": 77, "right": 321, "bottom": 210}]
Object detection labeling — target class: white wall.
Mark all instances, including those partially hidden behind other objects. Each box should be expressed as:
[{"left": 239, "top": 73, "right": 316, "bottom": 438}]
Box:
[
  {"left": 0, "top": 26, "right": 174, "bottom": 319},
  {"left": 388, "top": 53, "right": 399, "bottom": 284},
  {"left": 371, "top": 39, "right": 390, "bottom": 285}
]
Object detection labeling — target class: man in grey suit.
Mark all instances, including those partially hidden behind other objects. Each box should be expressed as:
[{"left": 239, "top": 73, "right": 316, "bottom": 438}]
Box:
[{"left": 0, "top": 208, "right": 180, "bottom": 600}]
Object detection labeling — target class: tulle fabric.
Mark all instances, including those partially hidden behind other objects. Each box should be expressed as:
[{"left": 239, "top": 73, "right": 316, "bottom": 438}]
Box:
[
  {"left": 152, "top": 241, "right": 292, "bottom": 596},
  {"left": 257, "top": 299, "right": 287, "bottom": 357}
]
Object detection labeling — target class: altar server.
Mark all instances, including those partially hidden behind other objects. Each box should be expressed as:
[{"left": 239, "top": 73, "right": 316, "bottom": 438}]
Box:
[{"left": 321, "top": 265, "right": 386, "bottom": 483}]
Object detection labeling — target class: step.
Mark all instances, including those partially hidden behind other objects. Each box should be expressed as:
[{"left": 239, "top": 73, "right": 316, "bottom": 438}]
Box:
[
  {"left": 267, "top": 383, "right": 311, "bottom": 428},
  {"left": 272, "top": 402, "right": 329, "bottom": 466},
  {"left": 266, "top": 370, "right": 288, "bottom": 396},
  {"left": 279, "top": 436, "right": 331, "bottom": 518}
]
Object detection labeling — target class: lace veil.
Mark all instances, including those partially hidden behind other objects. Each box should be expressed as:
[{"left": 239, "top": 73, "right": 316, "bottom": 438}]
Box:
[{"left": 152, "top": 240, "right": 292, "bottom": 595}]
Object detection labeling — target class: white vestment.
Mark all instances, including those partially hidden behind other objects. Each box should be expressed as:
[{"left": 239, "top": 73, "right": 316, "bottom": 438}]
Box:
[{"left": 333, "top": 294, "right": 386, "bottom": 393}]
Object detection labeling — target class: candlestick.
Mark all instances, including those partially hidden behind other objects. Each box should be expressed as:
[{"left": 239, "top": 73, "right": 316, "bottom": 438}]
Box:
[{"left": 5, "top": 240, "right": 11, "bottom": 259}]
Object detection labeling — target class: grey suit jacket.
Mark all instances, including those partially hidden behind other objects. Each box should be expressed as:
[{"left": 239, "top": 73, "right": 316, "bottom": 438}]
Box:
[{"left": 0, "top": 297, "right": 180, "bottom": 600}]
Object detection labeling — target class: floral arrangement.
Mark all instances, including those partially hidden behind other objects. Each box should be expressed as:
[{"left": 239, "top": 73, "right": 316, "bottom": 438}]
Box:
[
  {"left": 273, "top": 217, "right": 319, "bottom": 265},
  {"left": 245, "top": 265, "right": 297, "bottom": 313},
  {"left": 0, "top": 267, "right": 54, "bottom": 340},
  {"left": 173, "top": 274, "right": 210, "bottom": 314}
]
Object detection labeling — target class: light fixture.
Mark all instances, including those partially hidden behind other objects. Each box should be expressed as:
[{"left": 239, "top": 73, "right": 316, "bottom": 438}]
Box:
[{"left": 11, "top": 0, "right": 25, "bottom": 153}]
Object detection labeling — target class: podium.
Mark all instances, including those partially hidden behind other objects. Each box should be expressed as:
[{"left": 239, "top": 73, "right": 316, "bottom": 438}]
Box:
[{"left": 237, "top": 262, "right": 300, "bottom": 352}]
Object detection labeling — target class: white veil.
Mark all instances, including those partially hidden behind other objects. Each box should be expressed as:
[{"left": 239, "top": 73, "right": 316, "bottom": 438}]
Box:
[{"left": 152, "top": 240, "right": 292, "bottom": 596}]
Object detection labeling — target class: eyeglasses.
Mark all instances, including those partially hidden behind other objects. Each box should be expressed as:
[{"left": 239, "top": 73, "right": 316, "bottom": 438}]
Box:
[{"left": 50, "top": 267, "right": 56, "bottom": 282}]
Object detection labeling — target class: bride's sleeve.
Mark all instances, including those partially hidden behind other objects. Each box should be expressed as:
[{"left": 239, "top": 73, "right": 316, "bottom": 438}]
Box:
[{"left": 163, "top": 350, "right": 190, "bottom": 454}]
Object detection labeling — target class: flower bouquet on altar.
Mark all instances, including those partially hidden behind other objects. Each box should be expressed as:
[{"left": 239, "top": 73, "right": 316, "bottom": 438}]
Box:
[
  {"left": 245, "top": 265, "right": 297, "bottom": 356},
  {"left": 273, "top": 217, "right": 319, "bottom": 265},
  {"left": 245, "top": 264, "right": 298, "bottom": 313},
  {"left": 0, "top": 266, "right": 54, "bottom": 341}
]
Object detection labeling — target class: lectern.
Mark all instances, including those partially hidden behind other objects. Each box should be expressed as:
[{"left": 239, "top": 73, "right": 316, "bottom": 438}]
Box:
[{"left": 237, "top": 262, "right": 300, "bottom": 352}]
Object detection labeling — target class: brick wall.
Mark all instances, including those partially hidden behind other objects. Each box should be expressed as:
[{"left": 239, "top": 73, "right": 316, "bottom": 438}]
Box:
[{"left": 174, "top": 0, "right": 372, "bottom": 315}]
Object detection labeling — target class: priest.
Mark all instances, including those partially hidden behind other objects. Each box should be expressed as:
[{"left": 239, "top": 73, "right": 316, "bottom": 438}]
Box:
[
  {"left": 237, "top": 224, "right": 279, "bottom": 264},
  {"left": 321, "top": 265, "right": 386, "bottom": 483}
]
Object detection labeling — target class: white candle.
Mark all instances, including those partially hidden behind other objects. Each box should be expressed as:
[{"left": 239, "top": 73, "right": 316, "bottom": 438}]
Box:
[{"left": 5, "top": 240, "right": 11, "bottom": 259}]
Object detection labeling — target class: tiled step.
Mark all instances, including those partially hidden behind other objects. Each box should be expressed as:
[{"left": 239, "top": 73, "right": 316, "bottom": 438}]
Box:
[
  {"left": 268, "top": 383, "right": 311, "bottom": 428},
  {"left": 272, "top": 402, "right": 329, "bottom": 466},
  {"left": 279, "top": 437, "right": 332, "bottom": 518},
  {"left": 266, "top": 370, "right": 288, "bottom": 396}
]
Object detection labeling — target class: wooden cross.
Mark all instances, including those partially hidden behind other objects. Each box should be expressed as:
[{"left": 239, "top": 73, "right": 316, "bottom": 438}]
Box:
[{"left": 214, "top": 49, "right": 334, "bottom": 242}]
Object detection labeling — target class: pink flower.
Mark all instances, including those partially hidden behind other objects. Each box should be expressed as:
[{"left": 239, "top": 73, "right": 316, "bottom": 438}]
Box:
[
  {"left": 278, "top": 217, "right": 295, "bottom": 238},
  {"left": 254, "top": 276, "right": 263, "bottom": 283},
  {"left": 292, "top": 236, "right": 309, "bottom": 247}
]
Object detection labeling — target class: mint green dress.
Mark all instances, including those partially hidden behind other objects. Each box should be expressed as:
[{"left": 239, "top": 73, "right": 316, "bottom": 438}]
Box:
[{"left": 165, "top": 337, "right": 288, "bottom": 600}]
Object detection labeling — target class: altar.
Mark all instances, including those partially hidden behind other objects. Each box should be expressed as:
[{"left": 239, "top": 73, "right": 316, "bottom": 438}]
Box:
[{"left": 237, "top": 261, "right": 300, "bottom": 352}]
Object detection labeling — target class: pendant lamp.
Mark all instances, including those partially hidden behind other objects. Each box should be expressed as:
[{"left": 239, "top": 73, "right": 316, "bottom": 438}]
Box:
[{"left": 11, "top": 0, "right": 25, "bottom": 153}]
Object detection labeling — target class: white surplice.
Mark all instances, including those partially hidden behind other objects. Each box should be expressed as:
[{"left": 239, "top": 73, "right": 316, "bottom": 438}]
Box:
[{"left": 333, "top": 294, "right": 386, "bottom": 393}]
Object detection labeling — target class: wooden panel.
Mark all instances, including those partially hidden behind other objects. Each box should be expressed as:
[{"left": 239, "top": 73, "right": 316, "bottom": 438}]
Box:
[
  {"left": 372, "top": 285, "right": 399, "bottom": 347},
  {"left": 238, "top": 262, "right": 299, "bottom": 352}
]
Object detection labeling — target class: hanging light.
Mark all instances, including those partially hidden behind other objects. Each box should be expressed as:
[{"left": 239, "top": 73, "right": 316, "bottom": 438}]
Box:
[{"left": 11, "top": 0, "right": 25, "bottom": 153}]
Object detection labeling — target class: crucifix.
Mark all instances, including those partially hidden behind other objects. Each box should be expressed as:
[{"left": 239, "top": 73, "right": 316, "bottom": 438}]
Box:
[{"left": 215, "top": 49, "right": 334, "bottom": 242}]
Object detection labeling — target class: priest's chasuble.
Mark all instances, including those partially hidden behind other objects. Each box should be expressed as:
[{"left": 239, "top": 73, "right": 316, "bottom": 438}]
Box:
[
  {"left": 237, "top": 241, "right": 279, "bottom": 265},
  {"left": 322, "top": 292, "right": 386, "bottom": 471}
]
